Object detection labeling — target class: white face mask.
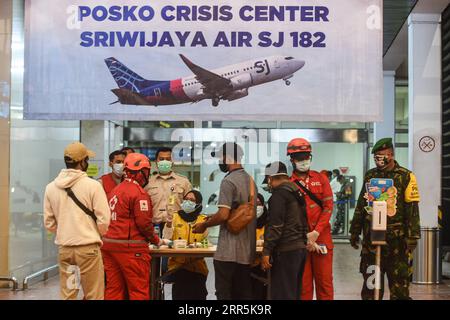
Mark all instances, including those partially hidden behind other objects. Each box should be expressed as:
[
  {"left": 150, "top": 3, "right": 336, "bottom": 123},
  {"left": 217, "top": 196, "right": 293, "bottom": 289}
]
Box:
[
  {"left": 295, "top": 159, "right": 311, "bottom": 172},
  {"left": 256, "top": 205, "right": 264, "bottom": 218},
  {"left": 112, "top": 163, "right": 124, "bottom": 177}
]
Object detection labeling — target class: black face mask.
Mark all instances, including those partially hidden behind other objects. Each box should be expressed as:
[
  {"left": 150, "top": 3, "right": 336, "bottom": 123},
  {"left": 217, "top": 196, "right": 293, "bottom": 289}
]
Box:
[
  {"left": 374, "top": 155, "right": 392, "bottom": 170},
  {"left": 140, "top": 169, "right": 150, "bottom": 188},
  {"left": 219, "top": 163, "right": 229, "bottom": 173},
  {"left": 81, "top": 159, "right": 89, "bottom": 172}
]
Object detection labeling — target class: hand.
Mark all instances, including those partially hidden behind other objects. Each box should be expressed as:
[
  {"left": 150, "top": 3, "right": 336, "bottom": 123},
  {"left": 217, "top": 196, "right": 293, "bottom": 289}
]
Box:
[
  {"left": 307, "top": 242, "right": 322, "bottom": 253},
  {"left": 350, "top": 234, "right": 360, "bottom": 250},
  {"left": 407, "top": 238, "right": 417, "bottom": 252},
  {"left": 157, "top": 238, "right": 171, "bottom": 246},
  {"left": 192, "top": 222, "right": 207, "bottom": 234},
  {"left": 261, "top": 255, "right": 272, "bottom": 271},
  {"left": 307, "top": 230, "right": 320, "bottom": 243}
]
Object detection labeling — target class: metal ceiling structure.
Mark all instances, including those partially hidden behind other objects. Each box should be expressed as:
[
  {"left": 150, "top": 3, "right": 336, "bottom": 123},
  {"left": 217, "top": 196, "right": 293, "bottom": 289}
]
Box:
[{"left": 383, "top": 0, "right": 418, "bottom": 56}]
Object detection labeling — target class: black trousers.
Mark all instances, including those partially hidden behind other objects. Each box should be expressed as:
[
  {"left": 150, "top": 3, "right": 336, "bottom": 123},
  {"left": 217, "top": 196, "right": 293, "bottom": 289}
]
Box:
[
  {"left": 213, "top": 260, "right": 253, "bottom": 300},
  {"left": 271, "top": 249, "right": 307, "bottom": 300},
  {"left": 172, "top": 269, "right": 208, "bottom": 300},
  {"left": 250, "top": 266, "right": 268, "bottom": 300}
]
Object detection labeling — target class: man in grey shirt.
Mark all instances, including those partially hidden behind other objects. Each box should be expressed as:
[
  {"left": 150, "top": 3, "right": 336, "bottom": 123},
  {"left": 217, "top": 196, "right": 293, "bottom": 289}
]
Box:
[{"left": 193, "top": 142, "right": 256, "bottom": 300}]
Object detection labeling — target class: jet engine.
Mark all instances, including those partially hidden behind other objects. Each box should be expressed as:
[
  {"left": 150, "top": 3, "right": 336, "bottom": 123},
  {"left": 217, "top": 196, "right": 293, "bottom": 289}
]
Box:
[{"left": 225, "top": 88, "right": 249, "bottom": 101}]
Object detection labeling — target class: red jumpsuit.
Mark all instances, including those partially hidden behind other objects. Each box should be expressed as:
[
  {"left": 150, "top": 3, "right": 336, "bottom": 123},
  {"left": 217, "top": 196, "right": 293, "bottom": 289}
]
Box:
[
  {"left": 100, "top": 173, "right": 119, "bottom": 197},
  {"left": 101, "top": 179, "right": 160, "bottom": 300},
  {"left": 291, "top": 170, "right": 334, "bottom": 300}
]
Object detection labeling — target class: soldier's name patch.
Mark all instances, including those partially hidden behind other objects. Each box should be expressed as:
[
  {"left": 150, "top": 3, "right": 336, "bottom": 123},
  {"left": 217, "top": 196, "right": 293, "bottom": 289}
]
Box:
[{"left": 140, "top": 200, "right": 149, "bottom": 211}]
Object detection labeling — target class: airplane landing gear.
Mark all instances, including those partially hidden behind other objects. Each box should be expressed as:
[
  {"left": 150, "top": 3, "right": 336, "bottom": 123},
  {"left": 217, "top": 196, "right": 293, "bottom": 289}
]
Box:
[
  {"left": 285, "top": 80, "right": 291, "bottom": 86},
  {"left": 212, "top": 97, "right": 220, "bottom": 107}
]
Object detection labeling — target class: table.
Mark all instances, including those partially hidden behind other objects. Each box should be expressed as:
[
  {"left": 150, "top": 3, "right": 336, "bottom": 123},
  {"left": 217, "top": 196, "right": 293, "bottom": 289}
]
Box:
[{"left": 149, "top": 246, "right": 269, "bottom": 300}]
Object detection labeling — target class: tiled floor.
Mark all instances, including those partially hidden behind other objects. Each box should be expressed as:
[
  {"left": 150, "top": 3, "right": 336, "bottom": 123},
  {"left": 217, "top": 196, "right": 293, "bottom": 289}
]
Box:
[{"left": 1, "top": 244, "right": 449, "bottom": 300}]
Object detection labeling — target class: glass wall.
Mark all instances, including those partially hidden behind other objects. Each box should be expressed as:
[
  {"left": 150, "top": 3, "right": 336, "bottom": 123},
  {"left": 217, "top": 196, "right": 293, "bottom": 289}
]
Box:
[
  {"left": 6, "top": 0, "right": 405, "bottom": 281},
  {"left": 395, "top": 84, "right": 409, "bottom": 166},
  {"left": 9, "top": 0, "right": 81, "bottom": 280},
  {"left": 124, "top": 124, "right": 367, "bottom": 239}
]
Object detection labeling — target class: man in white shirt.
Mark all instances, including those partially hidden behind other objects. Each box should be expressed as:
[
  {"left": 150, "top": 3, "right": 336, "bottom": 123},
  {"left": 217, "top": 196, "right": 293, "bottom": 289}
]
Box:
[{"left": 44, "top": 142, "right": 111, "bottom": 300}]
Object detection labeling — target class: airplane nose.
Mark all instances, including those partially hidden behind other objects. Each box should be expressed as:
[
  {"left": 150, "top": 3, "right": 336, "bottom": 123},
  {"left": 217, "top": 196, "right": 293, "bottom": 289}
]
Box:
[{"left": 293, "top": 60, "right": 305, "bottom": 71}]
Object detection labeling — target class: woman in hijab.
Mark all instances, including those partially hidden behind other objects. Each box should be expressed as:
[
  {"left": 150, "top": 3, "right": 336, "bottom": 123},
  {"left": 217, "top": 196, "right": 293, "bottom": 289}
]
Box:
[{"left": 165, "top": 189, "right": 209, "bottom": 300}]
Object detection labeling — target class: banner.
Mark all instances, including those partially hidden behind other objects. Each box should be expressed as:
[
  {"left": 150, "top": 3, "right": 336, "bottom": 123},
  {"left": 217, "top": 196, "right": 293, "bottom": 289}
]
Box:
[{"left": 24, "top": 0, "right": 383, "bottom": 121}]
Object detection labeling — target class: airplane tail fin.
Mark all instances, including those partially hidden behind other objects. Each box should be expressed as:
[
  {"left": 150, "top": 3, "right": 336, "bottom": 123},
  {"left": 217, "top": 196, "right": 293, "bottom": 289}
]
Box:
[{"left": 105, "top": 57, "right": 164, "bottom": 93}]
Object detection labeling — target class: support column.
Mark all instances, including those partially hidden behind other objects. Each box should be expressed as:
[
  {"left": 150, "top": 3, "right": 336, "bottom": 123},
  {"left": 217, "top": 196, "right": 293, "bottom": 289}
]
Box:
[
  {"left": 408, "top": 14, "right": 442, "bottom": 227},
  {"left": 0, "top": 0, "right": 12, "bottom": 283},
  {"left": 374, "top": 71, "right": 396, "bottom": 143},
  {"left": 80, "top": 121, "right": 107, "bottom": 179}
]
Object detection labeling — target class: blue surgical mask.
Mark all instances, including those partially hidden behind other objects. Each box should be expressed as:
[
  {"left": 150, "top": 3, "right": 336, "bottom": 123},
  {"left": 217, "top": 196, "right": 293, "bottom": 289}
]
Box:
[{"left": 181, "top": 200, "right": 197, "bottom": 213}]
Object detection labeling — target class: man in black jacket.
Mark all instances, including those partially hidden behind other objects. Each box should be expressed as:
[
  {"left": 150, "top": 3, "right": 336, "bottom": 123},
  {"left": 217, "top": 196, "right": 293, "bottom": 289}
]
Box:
[{"left": 261, "top": 161, "right": 308, "bottom": 300}]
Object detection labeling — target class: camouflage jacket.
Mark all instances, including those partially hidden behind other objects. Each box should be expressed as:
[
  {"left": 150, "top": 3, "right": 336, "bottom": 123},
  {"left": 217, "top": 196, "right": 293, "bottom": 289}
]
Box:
[{"left": 350, "top": 161, "right": 420, "bottom": 248}]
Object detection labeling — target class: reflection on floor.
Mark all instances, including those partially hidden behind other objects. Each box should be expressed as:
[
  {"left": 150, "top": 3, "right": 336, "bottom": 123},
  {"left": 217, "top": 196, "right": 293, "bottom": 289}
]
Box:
[{"left": 1, "top": 244, "right": 449, "bottom": 300}]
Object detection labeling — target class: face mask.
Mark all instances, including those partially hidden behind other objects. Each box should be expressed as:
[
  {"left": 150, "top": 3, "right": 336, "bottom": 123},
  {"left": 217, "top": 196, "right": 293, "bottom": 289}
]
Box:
[
  {"left": 374, "top": 155, "right": 391, "bottom": 170},
  {"left": 266, "top": 178, "right": 274, "bottom": 193},
  {"left": 256, "top": 205, "right": 264, "bottom": 218},
  {"left": 81, "top": 159, "right": 89, "bottom": 172},
  {"left": 219, "top": 163, "right": 229, "bottom": 173},
  {"left": 295, "top": 159, "right": 311, "bottom": 172},
  {"left": 181, "top": 200, "right": 197, "bottom": 213},
  {"left": 112, "top": 163, "right": 124, "bottom": 177},
  {"left": 140, "top": 169, "right": 150, "bottom": 188},
  {"left": 157, "top": 160, "right": 172, "bottom": 174}
]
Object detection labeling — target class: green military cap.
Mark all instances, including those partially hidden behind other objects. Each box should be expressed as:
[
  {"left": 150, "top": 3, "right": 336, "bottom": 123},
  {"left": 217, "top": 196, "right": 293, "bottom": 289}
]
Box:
[{"left": 372, "top": 138, "right": 393, "bottom": 154}]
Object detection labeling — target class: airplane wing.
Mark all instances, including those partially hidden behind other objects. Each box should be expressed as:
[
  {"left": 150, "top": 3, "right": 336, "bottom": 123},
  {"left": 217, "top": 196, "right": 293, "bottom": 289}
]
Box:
[{"left": 179, "top": 54, "right": 231, "bottom": 96}]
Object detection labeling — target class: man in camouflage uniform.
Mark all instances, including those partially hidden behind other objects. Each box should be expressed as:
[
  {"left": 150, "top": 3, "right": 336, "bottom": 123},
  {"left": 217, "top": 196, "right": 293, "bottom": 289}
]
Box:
[{"left": 350, "top": 138, "right": 421, "bottom": 300}]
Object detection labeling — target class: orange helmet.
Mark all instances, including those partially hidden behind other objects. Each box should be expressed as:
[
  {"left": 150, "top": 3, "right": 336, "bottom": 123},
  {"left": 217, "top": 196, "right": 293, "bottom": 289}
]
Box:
[
  {"left": 287, "top": 138, "right": 312, "bottom": 155},
  {"left": 124, "top": 153, "right": 151, "bottom": 171}
]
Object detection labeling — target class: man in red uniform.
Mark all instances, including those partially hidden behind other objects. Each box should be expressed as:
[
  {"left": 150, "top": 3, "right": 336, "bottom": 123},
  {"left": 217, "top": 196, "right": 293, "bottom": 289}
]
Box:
[
  {"left": 101, "top": 153, "right": 164, "bottom": 300},
  {"left": 99, "top": 150, "right": 126, "bottom": 197},
  {"left": 287, "top": 138, "right": 334, "bottom": 300}
]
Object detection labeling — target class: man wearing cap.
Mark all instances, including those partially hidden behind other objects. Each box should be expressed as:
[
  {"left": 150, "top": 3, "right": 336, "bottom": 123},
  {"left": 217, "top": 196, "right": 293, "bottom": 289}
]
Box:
[
  {"left": 287, "top": 138, "right": 334, "bottom": 300},
  {"left": 350, "top": 138, "right": 421, "bottom": 300},
  {"left": 43, "top": 142, "right": 111, "bottom": 300},
  {"left": 261, "top": 161, "right": 308, "bottom": 300},
  {"left": 193, "top": 142, "right": 257, "bottom": 300}
]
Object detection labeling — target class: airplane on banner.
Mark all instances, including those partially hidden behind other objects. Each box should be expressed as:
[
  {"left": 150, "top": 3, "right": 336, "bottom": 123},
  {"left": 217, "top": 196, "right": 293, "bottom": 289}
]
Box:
[{"left": 105, "top": 54, "right": 305, "bottom": 107}]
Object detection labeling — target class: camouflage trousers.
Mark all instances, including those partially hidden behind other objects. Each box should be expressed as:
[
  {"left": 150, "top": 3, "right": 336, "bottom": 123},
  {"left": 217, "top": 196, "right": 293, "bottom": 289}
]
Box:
[
  {"left": 359, "top": 237, "right": 411, "bottom": 300},
  {"left": 332, "top": 203, "right": 346, "bottom": 233}
]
